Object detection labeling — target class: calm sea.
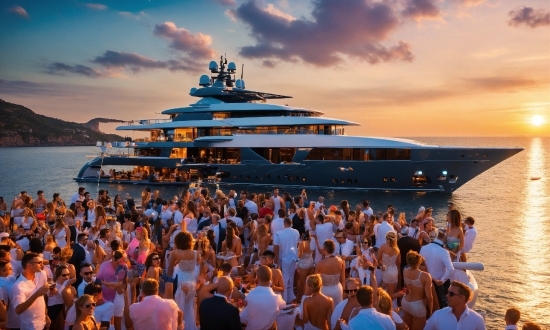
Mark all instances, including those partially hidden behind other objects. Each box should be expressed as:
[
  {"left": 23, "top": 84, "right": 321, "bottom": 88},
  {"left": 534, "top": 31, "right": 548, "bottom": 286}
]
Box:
[{"left": 0, "top": 137, "right": 548, "bottom": 328}]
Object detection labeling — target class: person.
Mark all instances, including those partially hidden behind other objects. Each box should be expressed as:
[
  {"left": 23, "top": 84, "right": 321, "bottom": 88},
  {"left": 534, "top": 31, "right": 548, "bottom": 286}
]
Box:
[
  {"left": 331, "top": 278, "right": 361, "bottom": 330},
  {"left": 377, "top": 231, "right": 400, "bottom": 299},
  {"left": 347, "top": 285, "right": 395, "bottom": 330},
  {"left": 168, "top": 231, "right": 200, "bottom": 330},
  {"left": 222, "top": 225, "right": 242, "bottom": 268},
  {"left": 315, "top": 240, "right": 344, "bottom": 307},
  {"left": 376, "top": 288, "right": 408, "bottom": 329},
  {"left": 11, "top": 253, "right": 51, "bottom": 330},
  {"left": 462, "top": 216, "right": 477, "bottom": 260},
  {"left": 310, "top": 213, "right": 335, "bottom": 264},
  {"left": 47, "top": 264, "right": 76, "bottom": 328},
  {"left": 69, "top": 233, "right": 89, "bottom": 283},
  {"left": 271, "top": 208, "right": 286, "bottom": 237},
  {"left": 299, "top": 274, "right": 333, "bottom": 330},
  {"left": 240, "top": 266, "right": 286, "bottom": 330},
  {"left": 424, "top": 280, "right": 485, "bottom": 329},
  {"left": 274, "top": 216, "right": 300, "bottom": 303},
  {"left": 210, "top": 214, "right": 226, "bottom": 253},
  {"left": 96, "top": 250, "right": 127, "bottom": 330},
  {"left": 401, "top": 251, "right": 432, "bottom": 330},
  {"left": 199, "top": 276, "right": 241, "bottom": 330},
  {"left": 446, "top": 210, "right": 464, "bottom": 261},
  {"left": 375, "top": 212, "right": 395, "bottom": 249},
  {"left": 522, "top": 322, "right": 543, "bottom": 330},
  {"left": 72, "top": 294, "right": 100, "bottom": 330},
  {"left": 420, "top": 229, "right": 454, "bottom": 309},
  {"left": 77, "top": 263, "right": 95, "bottom": 297},
  {"left": 52, "top": 216, "right": 71, "bottom": 248},
  {"left": 397, "top": 226, "right": 421, "bottom": 287},
  {"left": 297, "top": 231, "right": 315, "bottom": 300},
  {"left": 504, "top": 307, "right": 520, "bottom": 330},
  {"left": 130, "top": 278, "right": 183, "bottom": 330}
]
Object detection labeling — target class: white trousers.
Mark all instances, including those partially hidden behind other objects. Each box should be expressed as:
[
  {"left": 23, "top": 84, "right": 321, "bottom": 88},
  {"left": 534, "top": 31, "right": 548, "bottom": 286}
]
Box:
[{"left": 281, "top": 260, "right": 297, "bottom": 303}]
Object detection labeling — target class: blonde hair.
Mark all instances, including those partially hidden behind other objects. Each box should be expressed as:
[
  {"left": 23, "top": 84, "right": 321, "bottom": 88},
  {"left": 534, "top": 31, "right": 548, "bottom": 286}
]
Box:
[
  {"left": 306, "top": 274, "right": 322, "bottom": 293},
  {"left": 398, "top": 212, "right": 406, "bottom": 227},
  {"left": 377, "top": 288, "right": 392, "bottom": 315},
  {"left": 60, "top": 246, "right": 74, "bottom": 261},
  {"left": 386, "top": 231, "right": 397, "bottom": 248},
  {"left": 65, "top": 209, "right": 75, "bottom": 218},
  {"left": 75, "top": 294, "right": 94, "bottom": 318},
  {"left": 258, "top": 224, "right": 268, "bottom": 237}
]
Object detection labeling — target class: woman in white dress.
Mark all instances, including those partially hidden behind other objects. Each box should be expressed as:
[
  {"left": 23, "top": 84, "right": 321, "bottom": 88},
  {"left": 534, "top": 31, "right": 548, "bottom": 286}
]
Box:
[
  {"left": 52, "top": 217, "right": 70, "bottom": 248},
  {"left": 377, "top": 231, "right": 400, "bottom": 301},
  {"left": 168, "top": 231, "right": 201, "bottom": 330},
  {"left": 315, "top": 239, "right": 344, "bottom": 307}
]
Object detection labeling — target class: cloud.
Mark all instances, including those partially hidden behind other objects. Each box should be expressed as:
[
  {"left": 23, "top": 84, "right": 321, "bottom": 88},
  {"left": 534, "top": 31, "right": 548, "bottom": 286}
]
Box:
[
  {"left": 119, "top": 11, "right": 147, "bottom": 20},
  {"left": 91, "top": 50, "right": 201, "bottom": 73},
  {"left": 402, "top": 0, "right": 442, "bottom": 21},
  {"left": 0, "top": 79, "right": 53, "bottom": 97},
  {"left": 463, "top": 77, "right": 540, "bottom": 92},
  {"left": 7, "top": 5, "right": 29, "bottom": 19},
  {"left": 508, "top": 7, "right": 550, "bottom": 28},
  {"left": 85, "top": 3, "right": 107, "bottom": 10},
  {"left": 225, "top": 9, "right": 237, "bottom": 22},
  {"left": 213, "top": 0, "right": 236, "bottom": 6},
  {"left": 153, "top": 22, "right": 216, "bottom": 59},
  {"left": 46, "top": 62, "right": 106, "bottom": 78},
  {"left": 453, "top": 0, "right": 486, "bottom": 7},
  {"left": 234, "top": 0, "right": 413, "bottom": 67}
]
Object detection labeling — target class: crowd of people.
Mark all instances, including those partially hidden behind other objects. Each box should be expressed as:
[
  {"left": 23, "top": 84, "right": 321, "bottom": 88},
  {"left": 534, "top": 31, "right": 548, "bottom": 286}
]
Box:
[{"left": 0, "top": 187, "right": 545, "bottom": 330}]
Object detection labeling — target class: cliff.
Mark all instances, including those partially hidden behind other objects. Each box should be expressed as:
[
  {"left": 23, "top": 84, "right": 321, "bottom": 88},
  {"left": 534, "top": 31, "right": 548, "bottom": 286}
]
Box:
[{"left": 0, "top": 99, "right": 124, "bottom": 147}]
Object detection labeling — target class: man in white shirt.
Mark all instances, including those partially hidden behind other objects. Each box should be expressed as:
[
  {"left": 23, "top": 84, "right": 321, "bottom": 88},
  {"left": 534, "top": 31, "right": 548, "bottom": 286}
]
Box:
[
  {"left": 11, "top": 253, "right": 50, "bottom": 330},
  {"left": 463, "top": 217, "right": 477, "bottom": 254},
  {"left": 70, "top": 187, "right": 86, "bottom": 205},
  {"left": 504, "top": 307, "right": 521, "bottom": 330},
  {"left": 172, "top": 202, "right": 184, "bottom": 225},
  {"left": 408, "top": 219, "right": 420, "bottom": 238},
  {"left": 270, "top": 208, "right": 286, "bottom": 237},
  {"left": 240, "top": 266, "right": 286, "bottom": 330},
  {"left": 242, "top": 191, "right": 259, "bottom": 214},
  {"left": 348, "top": 285, "right": 395, "bottom": 330},
  {"left": 225, "top": 207, "right": 243, "bottom": 228},
  {"left": 420, "top": 229, "right": 455, "bottom": 308},
  {"left": 361, "top": 199, "right": 373, "bottom": 218},
  {"left": 375, "top": 212, "right": 395, "bottom": 249},
  {"left": 270, "top": 189, "right": 285, "bottom": 215},
  {"left": 314, "top": 196, "right": 325, "bottom": 211},
  {"left": 334, "top": 231, "right": 354, "bottom": 260},
  {"left": 424, "top": 281, "right": 485, "bottom": 330},
  {"left": 309, "top": 214, "right": 335, "bottom": 264},
  {"left": 160, "top": 201, "right": 173, "bottom": 228},
  {"left": 77, "top": 263, "right": 95, "bottom": 297},
  {"left": 130, "top": 278, "right": 182, "bottom": 330},
  {"left": 273, "top": 217, "right": 300, "bottom": 303}
]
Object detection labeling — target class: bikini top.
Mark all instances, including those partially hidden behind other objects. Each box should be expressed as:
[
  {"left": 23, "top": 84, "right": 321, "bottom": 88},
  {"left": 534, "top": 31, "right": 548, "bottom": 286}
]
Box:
[{"left": 404, "top": 270, "right": 422, "bottom": 288}]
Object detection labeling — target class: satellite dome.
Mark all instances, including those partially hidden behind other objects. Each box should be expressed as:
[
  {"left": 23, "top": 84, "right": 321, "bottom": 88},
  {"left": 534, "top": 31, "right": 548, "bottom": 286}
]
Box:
[
  {"left": 189, "top": 87, "right": 197, "bottom": 95},
  {"left": 235, "top": 79, "right": 245, "bottom": 89},
  {"left": 199, "top": 75, "right": 211, "bottom": 86},
  {"left": 227, "top": 62, "right": 237, "bottom": 72},
  {"left": 208, "top": 61, "right": 218, "bottom": 72}
]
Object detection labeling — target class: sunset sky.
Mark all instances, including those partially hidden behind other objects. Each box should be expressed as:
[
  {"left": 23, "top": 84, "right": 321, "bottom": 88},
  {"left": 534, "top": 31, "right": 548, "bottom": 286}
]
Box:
[{"left": 0, "top": 0, "right": 548, "bottom": 137}]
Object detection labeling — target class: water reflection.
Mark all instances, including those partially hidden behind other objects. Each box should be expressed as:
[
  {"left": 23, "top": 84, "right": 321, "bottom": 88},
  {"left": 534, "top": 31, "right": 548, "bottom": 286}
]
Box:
[{"left": 517, "top": 138, "right": 550, "bottom": 320}]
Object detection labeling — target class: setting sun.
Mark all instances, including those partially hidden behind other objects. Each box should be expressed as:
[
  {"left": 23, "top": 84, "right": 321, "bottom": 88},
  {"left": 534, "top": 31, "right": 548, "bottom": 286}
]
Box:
[{"left": 531, "top": 115, "right": 545, "bottom": 126}]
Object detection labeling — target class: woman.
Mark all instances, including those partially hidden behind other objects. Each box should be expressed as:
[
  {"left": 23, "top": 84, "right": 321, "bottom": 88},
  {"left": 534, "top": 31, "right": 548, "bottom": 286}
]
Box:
[
  {"left": 377, "top": 231, "right": 400, "bottom": 300},
  {"left": 43, "top": 234, "right": 57, "bottom": 262},
  {"left": 417, "top": 219, "right": 433, "bottom": 247},
  {"left": 184, "top": 201, "right": 198, "bottom": 234},
  {"left": 340, "top": 200, "right": 350, "bottom": 223},
  {"left": 47, "top": 264, "right": 76, "bottom": 328},
  {"left": 52, "top": 216, "right": 71, "bottom": 248},
  {"left": 95, "top": 206, "right": 107, "bottom": 230},
  {"left": 377, "top": 288, "right": 408, "bottom": 330},
  {"left": 222, "top": 225, "right": 242, "bottom": 268},
  {"left": 315, "top": 240, "right": 344, "bottom": 307},
  {"left": 122, "top": 214, "right": 135, "bottom": 244},
  {"left": 446, "top": 209, "right": 465, "bottom": 261},
  {"left": 20, "top": 207, "right": 37, "bottom": 233},
  {"left": 115, "top": 201, "right": 125, "bottom": 227},
  {"left": 45, "top": 202, "right": 57, "bottom": 229},
  {"left": 141, "top": 188, "right": 152, "bottom": 210},
  {"left": 197, "top": 237, "right": 216, "bottom": 281},
  {"left": 55, "top": 246, "right": 77, "bottom": 279},
  {"left": 143, "top": 252, "right": 162, "bottom": 282},
  {"left": 206, "top": 229, "right": 217, "bottom": 252},
  {"left": 297, "top": 231, "right": 315, "bottom": 301},
  {"left": 53, "top": 193, "right": 67, "bottom": 218},
  {"left": 168, "top": 231, "right": 201, "bottom": 330},
  {"left": 75, "top": 202, "right": 86, "bottom": 228},
  {"left": 72, "top": 294, "right": 100, "bottom": 330},
  {"left": 85, "top": 200, "right": 96, "bottom": 229},
  {"left": 402, "top": 251, "right": 432, "bottom": 330},
  {"left": 299, "top": 274, "right": 333, "bottom": 330},
  {"left": 64, "top": 209, "right": 77, "bottom": 246}
]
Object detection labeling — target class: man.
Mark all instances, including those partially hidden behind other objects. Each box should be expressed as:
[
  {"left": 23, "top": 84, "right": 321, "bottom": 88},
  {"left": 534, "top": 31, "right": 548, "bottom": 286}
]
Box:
[
  {"left": 199, "top": 276, "right": 241, "bottom": 330},
  {"left": 68, "top": 233, "right": 89, "bottom": 283},
  {"left": 273, "top": 217, "right": 299, "bottom": 303},
  {"left": 70, "top": 186, "right": 86, "bottom": 206},
  {"left": 420, "top": 229, "right": 454, "bottom": 308},
  {"left": 0, "top": 260, "right": 14, "bottom": 328},
  {"left": 96, "top": 250, "right": 127, "bottom": 330},
  {"left": 310, "top": 214, "right": 335, "bottom": 264},
  {"left": 77, "top": 263, "right": 95, "bottom": 297},
  {"left": 270, "top": 208, "right": 286, "bottom": 237},
  {"left": 424, "top": 281, "right": 485, "bottom": 330},
  {"left": 375, "top": 212, "right": 395, "bottom": 249},
  {"left": 11, "top": 253, "right": 50, "bottom": 330},
  {"left": 249, "top": 250, "right": 284, "bottom": 295},
  {"left": 210, "top": 214, "right": 226, "bottom": 253},
  {"left": 504, "top": 307, "right": 521, "bottom": 330},
  {"left": 361, "top": 199, "right": 373, "bottom": 218},
  {"left": 334, "top": 231, "right": 354, "bottom": 260},
  {"left": 130, "top": 278, "right": 182, "bottom": 330},
  {"left": 332, "top": 210, "right": 345, "bottom": 232},
  {"left": 397, "top": 226, "right": 421, "bottom": 286},
  {"left": 34, "top": 191, "right": 47, "bottom": 215},
  {"left": 408, "top": 219, "right": 420, "bottom": 238},
  {"left": 291, "top": 207, "right": 306, "bottom": 236},
  {"left": 197, "top": 206, "right": 212, "bottom": 231},
  {"left": 240, "top": 266, "right": 286, "bottom": 330},
  {"left": 270, "top": 188, "right": 285, "bottom": 215},
  {"left": 241, "top": 190, "right": 258, "bottom": 214},
  {"left": 348, "top": 285, "right": 395, "bottom": 330},
  {"left": 331, "top": 278, "right": 361, "bottom": 330},
  {"left": 172, "top": 201, "right": 184, "bottom": 226},
  {"left": 463, "top": 216, "right": 477, "bottom": 255}
]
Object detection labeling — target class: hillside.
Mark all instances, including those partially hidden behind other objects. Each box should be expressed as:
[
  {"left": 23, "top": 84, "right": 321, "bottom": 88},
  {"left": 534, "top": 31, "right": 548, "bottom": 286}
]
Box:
[{"left": 0, "top": 99, "right": 124, "bottom": 147}]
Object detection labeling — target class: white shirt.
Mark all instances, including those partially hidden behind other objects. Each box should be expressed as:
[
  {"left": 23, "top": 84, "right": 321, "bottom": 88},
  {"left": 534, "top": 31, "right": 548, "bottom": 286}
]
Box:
[
  {"left": 244, "top": 199, "right": 258, "bottom": 214},
  {"left": 362, "top": 207, "right": 373, "bottom": 218},
  {"left": 173, "top": 210, "right": 184, "bottom": 225},
  {"left": 273, "top": 227, "right": 300, "bottom": 263},
  {"left": 77, "top": 280, "right": 92, "bottom": 297},
  {"left": 130, "top": 295, "right": 180, "bottom": 330},
  {"left": 348, "top": 307, "right": 395, "bottom": 330},
  {"left": 65, "top": 301, "right": 115, "bottom": 327},
  {"left": 331, "top": 298, "right": 348, "bottom": 330},
  {"left": 70, "top": 192, "right": 84, "bottom": 205},
  {"left": 424, "top": 306, "right": 486, "bottom": 330},
  {"left": 160, "top": 207, "right": 173, "bottom": 227},
  {"left": 87, "top": 208, "right": 96, "bottom": 223},
  {"left": 375, "top": 221, "right": 395, "bottom": 249},
  {"left": 334, "top": 239, "right": 354, "bottom": 257},
  {"left": 420, "top": 239, "right": 455, "bottom": 282},
  {"left": 271, "top": 196, "right": 284, "bottom": 214},
  {"left": 409, "top": 226, "right": 420, "bottom": 238},
  {"left": 271, "top": 217, "right": 285, "bottom": 237},
  {"left": 314, "top": 222, "right": 335, "bottom": 260},
  {"left": 11, "top": 271, "right": 47, "bottom": 330},
  {"left": 463, "top": 226, "right": 477, "bottom": 253},
  {"left": 228, "top": 216, "right": 243, "bottom": 228},
  {"left": 505, "top": 326, "right": 518, "bottom": 330},
  {"left": 240, "top": 286, "right": 286, "bottom": 330}
]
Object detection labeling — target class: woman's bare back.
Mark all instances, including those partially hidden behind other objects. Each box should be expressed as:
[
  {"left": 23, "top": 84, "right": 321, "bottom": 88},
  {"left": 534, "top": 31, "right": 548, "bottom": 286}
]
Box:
[{"left": 304, "top": 293, "right": 333, "bottom": 330}]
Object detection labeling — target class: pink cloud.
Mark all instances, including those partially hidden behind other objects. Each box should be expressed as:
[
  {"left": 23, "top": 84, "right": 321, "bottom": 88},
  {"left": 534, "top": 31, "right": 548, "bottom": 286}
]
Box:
[
  {"left": 454, "top": 0, "right": 486, "bottom": 7},
  {"left": 8, "top": 5, "right": 29, "bottom": 19},
  {"left": 85, "top": 3, "right": 108, "bottom": 10},
  {"left": 234, "top": 0, "right": 413, "bottom": 67},
  {"left": 402, "top": 0, "right": 442, "bottom": 21},
  {"left": 509, "top": 7, "right": 550, "bottom": 28},
  {"left": 153, "top": 22, "right": 216, "bottom": 59}
]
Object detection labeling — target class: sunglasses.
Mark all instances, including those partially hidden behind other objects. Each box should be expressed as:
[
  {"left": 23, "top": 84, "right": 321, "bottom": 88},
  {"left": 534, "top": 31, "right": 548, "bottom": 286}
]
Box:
[
  {"left": 361, "top": 241, "right": 369, "bottom": 244},
  {"left": 344, "top": 289, "right": 358, "bottom": 294},
  {"left": 82, "top": 271, "right": 93, "bottom": 276},
  {"left": 447, "top": 291, "right": 462, "bottom": 297},
  {"left": 60, "top": 273, "right": 70, "bottom": 277},
  {"left": 152, "top": 257, "right": 160, "bottom": 261},
  {"left": 83, "top": 303, "right": 96, "bottom": 308}
]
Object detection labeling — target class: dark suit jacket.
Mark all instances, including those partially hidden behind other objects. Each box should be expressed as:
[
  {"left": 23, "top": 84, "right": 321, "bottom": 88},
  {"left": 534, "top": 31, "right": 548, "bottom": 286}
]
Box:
[
  {"left": 199, "top": 295, "right": 241, "bottom": 330},
  {"left": 68, "top": 243, "right": 86, "bottom": 284},
  {"left": 215, "top": 223, "right": 226, "bottom": 254},
  {"left": 292, "top": 214, "right": 305, "bottom": 236},
  {"left": 197, "top": 217, "right": 212, "bottom": 231}
]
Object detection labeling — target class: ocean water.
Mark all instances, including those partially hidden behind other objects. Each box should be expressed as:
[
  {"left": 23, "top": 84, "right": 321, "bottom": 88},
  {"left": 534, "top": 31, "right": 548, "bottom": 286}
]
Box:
[{"left": 0, "top": 137, "right": 548, "bottom": 328}]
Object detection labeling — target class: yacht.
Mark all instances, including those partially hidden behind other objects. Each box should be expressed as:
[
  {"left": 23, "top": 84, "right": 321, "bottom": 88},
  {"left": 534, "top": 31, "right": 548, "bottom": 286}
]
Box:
[{"left": 75, "top": 57, "right": 522, "bottom": 192}]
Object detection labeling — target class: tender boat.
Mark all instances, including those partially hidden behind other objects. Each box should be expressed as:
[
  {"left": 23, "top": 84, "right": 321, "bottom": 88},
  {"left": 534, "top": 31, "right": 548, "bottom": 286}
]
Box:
[{"left": 75, "top": 57, "right": 522, "bottom": 192}]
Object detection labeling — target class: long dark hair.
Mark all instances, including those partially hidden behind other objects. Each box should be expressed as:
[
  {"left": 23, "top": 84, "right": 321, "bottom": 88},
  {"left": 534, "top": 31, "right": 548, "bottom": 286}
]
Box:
[{"left": 144, "top": 252, "right": 160, "bottom": 270}]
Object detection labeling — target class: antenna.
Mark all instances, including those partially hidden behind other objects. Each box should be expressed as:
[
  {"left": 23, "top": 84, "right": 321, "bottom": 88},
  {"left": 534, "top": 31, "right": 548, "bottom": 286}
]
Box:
[{"left": 241, "top": 64, "right": 244, "bottom": 80}]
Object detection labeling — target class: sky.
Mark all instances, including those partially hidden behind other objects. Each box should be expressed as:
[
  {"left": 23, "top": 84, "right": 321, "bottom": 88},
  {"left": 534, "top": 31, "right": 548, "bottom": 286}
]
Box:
[{"left": 0, "top": 0, "right": 549, "bottom": 137}]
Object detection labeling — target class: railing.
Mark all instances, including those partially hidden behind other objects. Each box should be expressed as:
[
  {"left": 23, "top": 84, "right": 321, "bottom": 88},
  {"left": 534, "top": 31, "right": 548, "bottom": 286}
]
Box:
[{"left": 130, "top": 119, "right": 172, "bottom": 125}]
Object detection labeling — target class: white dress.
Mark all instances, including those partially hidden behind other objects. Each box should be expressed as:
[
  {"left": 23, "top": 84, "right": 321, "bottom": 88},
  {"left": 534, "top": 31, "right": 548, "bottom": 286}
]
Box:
[
  {"left": 320, "top": 273, "right": 343, "bottom": 307},
  {"left": 173, "top": 251, "right": 198, "bottom": 330},
  {"left": 54, "top": 228, "right": 67, "bottom": 248}
]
